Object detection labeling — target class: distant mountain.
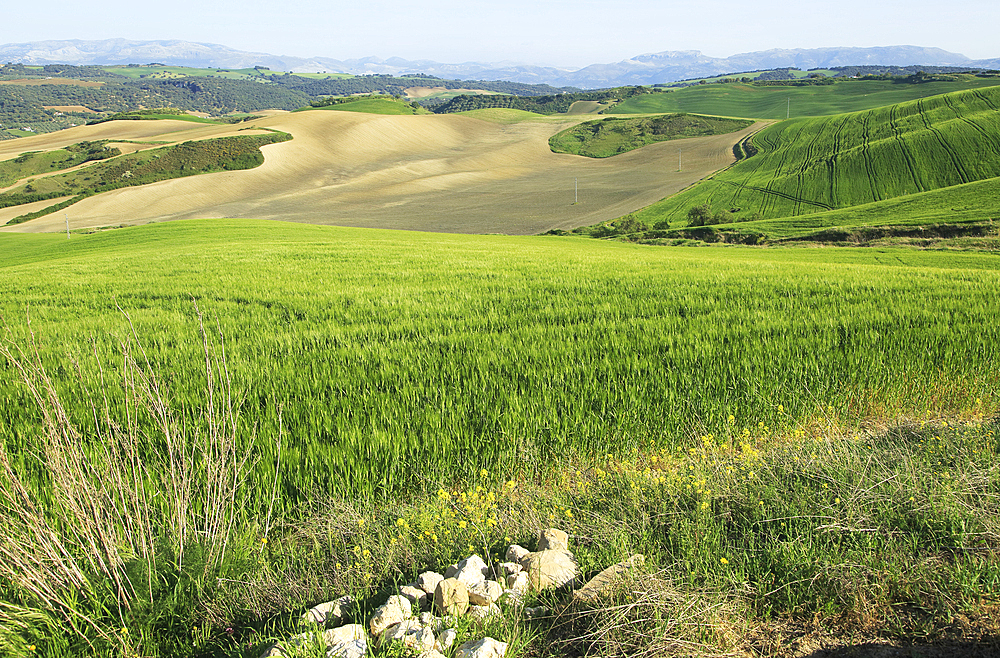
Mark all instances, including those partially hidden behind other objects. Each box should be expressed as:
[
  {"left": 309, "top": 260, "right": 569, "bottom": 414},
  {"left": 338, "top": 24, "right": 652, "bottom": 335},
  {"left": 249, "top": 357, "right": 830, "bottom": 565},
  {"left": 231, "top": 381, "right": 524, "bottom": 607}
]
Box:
[{"left": 2, "top": 39, "right": 997, "bottom": 89}]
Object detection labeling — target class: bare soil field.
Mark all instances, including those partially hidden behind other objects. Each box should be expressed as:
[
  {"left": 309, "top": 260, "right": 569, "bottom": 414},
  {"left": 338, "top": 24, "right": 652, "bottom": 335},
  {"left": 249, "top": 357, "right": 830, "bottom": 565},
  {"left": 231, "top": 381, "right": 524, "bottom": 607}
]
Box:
[
  {"left": 404, "top": 87, "right": 500, "bottom": 98},
  {"left": 0, "top": 78, "right": 104, "bottom": 87},
  {"left": 2, "top": 111, "right": 765, "bottom": 235},
  {"left": 42, "top": 105, "right": 99, "bottom": 113}
]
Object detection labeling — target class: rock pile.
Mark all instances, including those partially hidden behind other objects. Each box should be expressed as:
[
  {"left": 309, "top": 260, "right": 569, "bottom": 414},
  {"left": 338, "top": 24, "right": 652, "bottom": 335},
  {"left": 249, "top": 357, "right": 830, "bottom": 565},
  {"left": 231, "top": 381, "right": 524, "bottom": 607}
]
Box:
[{"left": 262, "top": 528, "right": 638, "bottom": 658}]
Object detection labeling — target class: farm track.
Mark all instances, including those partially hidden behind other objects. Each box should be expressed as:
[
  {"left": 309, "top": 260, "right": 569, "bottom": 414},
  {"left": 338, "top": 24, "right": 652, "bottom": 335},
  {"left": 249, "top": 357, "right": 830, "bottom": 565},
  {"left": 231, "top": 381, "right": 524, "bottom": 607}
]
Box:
[
  {"left": 917, "top": 99, "right": 970, "bottom": 184},
  {"left": 889, "top": 105, "right": 924, "bottom": 194}
]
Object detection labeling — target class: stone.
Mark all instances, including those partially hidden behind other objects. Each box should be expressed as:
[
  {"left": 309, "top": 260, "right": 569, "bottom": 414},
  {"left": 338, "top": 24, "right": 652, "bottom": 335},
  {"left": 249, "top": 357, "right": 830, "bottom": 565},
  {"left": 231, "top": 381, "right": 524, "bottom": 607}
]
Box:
[
  {"left": 323, "top": 625, "right": 368, "bottom": 658},
  {"left": 400, "top": 585, "right": 428, "bottom": 611},
  {"left": 369, "top": 595, "right": 412, "bottom": 637},
  {"left": 445, "top": 554, "right": 490, "bottom": 588},
  {"left": 573, "top": 554, "right": 645, "bottom": 604},
  {"left": 506, "top": 571, "right": 529, "bottom": 595},
  {"left": 455, "top": 637, "right": 508, "bottom": 658},
  {"left": 417, "top": 611, "right": 441, "bottom": 632},
  {"left": 467, "top": 602, "right": 502, "bottom": 626},
  {"left": 536, "top": 528, "right": 569, "bottom": 552},
  {"left": 418, "top": 651, "right": 447, "bottom": 658},
  {"left": 434, "top": 577, "right": 469, "bottom": 616},
  {"left": 383, "top": 619, "right": 435, "bottom": 653},
  {"left": 417, "top": 571, "right": 445, "bottom": 596},
  {"left": 435, "top": 628, "right": 458, "bottom": 652},
  {"left": 505, "top": 544, "right": 530, "bottom": 566},
  {"left": 260, "top": 625, "right": 367, "bottom": 658},
  {"left": 523, "top": 549, "right": 577, "bottom": 591},
  {"left": 301, "top": 595, "right": 354, "bottom": 626},
  {"left": 524, "top": 606, "right": 551, "bottom": 620},
  {"left": 499, "top": 589, "right": 525, "bottom": 607},
  {"left": 467, "top": 580, "right": 504, "bottom": 606},
  {"left": 499, "top": 562, "right": 522, "bottom": 578}
]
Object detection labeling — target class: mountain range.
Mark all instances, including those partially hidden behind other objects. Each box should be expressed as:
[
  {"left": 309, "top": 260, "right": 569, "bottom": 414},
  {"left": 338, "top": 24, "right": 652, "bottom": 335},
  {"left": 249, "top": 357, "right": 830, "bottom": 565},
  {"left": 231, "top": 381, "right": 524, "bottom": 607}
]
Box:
[{"left": 3, "top": 39, "right": 999, "bottom": 89}]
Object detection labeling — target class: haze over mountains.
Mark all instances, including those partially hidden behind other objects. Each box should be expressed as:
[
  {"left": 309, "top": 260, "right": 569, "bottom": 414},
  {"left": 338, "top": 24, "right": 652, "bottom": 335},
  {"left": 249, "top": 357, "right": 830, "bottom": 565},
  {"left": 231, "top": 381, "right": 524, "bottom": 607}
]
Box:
[{"left": 4, "top": 39, "right": 999, "bottom": 89}]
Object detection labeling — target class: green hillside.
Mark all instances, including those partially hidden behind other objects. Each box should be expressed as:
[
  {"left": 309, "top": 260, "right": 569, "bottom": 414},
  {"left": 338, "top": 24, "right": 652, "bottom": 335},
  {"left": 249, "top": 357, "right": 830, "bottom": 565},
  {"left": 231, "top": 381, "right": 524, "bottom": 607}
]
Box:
[
  {"left": 627, "top": 86, "right": 1000, "bottom": 226},
  {"left": 614, "top": 76, "right": 1000, "bottom": 119},
  {"left": 548, "top": 113, "right": 752, "bottom": 157}
]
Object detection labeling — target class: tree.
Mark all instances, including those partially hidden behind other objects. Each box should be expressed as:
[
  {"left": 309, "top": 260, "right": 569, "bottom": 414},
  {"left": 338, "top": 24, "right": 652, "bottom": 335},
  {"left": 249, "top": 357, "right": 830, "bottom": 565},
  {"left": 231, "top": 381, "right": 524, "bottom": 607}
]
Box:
[{"left": 686, "top": 203, "right": 713, "bottom": 226}]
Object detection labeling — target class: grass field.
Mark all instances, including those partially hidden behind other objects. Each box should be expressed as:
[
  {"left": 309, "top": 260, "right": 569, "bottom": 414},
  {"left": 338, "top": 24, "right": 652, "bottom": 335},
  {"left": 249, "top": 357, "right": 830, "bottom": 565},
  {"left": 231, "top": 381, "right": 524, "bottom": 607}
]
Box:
[
  {"left": 549, "top": 113, "right": 753, "bottom": 157},
  {"left": 0, "top": 219, "right": 997, "bottom": 656},
  {"left": 615, "top": 76, "right": 1000, "bottom": 119},
  {"left": 624, "top": 86, "right": 1000, "bottom": 226},
  {"left": 303, "top": 97, "right": 423, "bottom": 115}
]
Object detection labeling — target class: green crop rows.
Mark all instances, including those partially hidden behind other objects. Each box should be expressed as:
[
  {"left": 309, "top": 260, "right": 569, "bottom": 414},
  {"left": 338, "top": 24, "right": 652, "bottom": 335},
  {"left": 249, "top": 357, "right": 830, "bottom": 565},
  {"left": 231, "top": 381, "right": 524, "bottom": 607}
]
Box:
[
  {"left": 613, "top": 76, "right": 1000, "bottom": 119},
  {"left": 629, "top": 86, "right": 1000, "bottom": 226},
  {"left": 2, "top": 220, "right": 997, "bottom": 510}
]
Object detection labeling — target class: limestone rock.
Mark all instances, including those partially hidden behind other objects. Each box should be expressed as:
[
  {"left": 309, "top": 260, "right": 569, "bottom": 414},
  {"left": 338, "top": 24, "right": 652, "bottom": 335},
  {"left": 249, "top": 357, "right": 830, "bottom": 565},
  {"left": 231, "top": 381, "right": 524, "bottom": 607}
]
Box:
[
  {"left": 369, "top": 595, "right": 412, "bottom": 637},
  {"left": 506, "top": 571, "right": 529, "bottom": 595},
  {"left": 467, "top": 602, "right": 502, "bottom": 626},
  {"left": 261, "top": 625, "right": 367, "bottom": 658},
  {"left": 523, "top": 549, "right": 577, "bottom": 591},
  {"left": 324, "top": 625, "right": 368, "bottom": 658},
  {"left": 384, "top": 619, "right": 435, "bottom": 653},
  {"left": 301, "top": 595, "right": 354, "bottom": 626},
  {"left": 499, "top": 562, "right": 522, "bottom": 578},
  {"left": 445, "top": 554, "right": 490, "bottom": 588},
  {"left": 455, "top": 637, "right": 508, "bottom": 658},
  {"left": 468, "top": 580, "right": 504, "bottom": 606},
  {"left": 435, "top": 628, "right": 457, "bottom": 652},
  {"left": 419, "top": 651, "right": 447, "bottom": 658},
  {"left": 505, "top": 544, "right": 530, "bottom": 566},
  {"left": 574, "top": 554, "right": 645, "bottom": 604},
  {"left": 400, "top": 585, "right": 428, "bottom": 611},
  {"left": 417, "top": 571, "right": 444, "bottom": 596},
  {"left": 434, "top": 577, "right": 469, "bottom": 616},
  {"left": 537, "top": 528, "right": 569, "bottom": 552}
]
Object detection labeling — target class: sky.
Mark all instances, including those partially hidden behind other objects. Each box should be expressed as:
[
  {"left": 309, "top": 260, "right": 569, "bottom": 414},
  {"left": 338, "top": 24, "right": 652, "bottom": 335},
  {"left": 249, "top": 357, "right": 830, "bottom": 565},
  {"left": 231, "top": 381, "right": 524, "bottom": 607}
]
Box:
[{"left": 8, "top": 0, "right": 1000, "bottom": 67}]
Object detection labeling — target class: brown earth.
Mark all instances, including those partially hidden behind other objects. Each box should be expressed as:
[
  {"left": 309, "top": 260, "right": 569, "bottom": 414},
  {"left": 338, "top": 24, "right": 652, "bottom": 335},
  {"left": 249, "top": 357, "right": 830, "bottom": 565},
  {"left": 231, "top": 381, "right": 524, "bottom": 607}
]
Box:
[
  {"left": 0, "top": 78, "right": 104, "bottom": 87},
  {"left": 42, "top": 105, "right": 98, "bottom": 114},
  {"left": 1, "top": 111, "right": 766, "bottom": 235},
  {"left": 404, "top": 87, "right": 500, "bottom": 99}
]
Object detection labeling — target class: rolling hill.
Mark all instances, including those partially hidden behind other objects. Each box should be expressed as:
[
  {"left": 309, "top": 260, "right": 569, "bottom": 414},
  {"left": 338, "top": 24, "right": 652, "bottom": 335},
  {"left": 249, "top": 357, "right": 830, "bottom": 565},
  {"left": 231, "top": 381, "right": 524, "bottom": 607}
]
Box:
[
  {"left": 0, "top": 109, "right": 764, "bottom": 234},
  {"left": 587, "top": 85, "right": 1000, "bottom": 245}
]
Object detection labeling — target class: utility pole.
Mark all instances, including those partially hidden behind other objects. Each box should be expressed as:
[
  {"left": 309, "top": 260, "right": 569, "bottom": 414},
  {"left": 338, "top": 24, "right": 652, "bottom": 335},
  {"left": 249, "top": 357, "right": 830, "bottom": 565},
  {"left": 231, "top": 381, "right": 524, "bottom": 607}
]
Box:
[
  {"left": 575, "top": 177, "right": 578, "bottom": 204},
  {"left": 65, "top": 214, "right": 70, "bottom": 239},
  {"left": 678, "top": 148, "right": 682, "bottom": 171}
]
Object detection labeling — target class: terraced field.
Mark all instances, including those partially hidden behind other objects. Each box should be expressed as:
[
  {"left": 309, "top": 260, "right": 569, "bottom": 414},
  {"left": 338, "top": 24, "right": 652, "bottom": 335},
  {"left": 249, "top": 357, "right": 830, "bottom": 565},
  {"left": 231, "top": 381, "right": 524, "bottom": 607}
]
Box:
[{"left": 627, "top": 86, "right": 1000, "bottom": 225}]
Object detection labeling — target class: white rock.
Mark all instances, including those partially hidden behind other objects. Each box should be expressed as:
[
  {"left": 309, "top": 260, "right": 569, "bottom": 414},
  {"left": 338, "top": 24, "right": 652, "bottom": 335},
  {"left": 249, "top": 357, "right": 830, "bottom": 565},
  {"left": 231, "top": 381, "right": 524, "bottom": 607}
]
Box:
[
  {"left": 383, "top": 619, "right": 435, "bottom": 653},
  {"left": 499, "top": 562, "right": 522, "bottom": 578},
  {"left": 445, "top": 554, "right": 490, "bottom": 588},
  {"left": 523, "top": 549, "right": 577, "bottom": 591},
  {"left": 537, "top": 528, "right": 569, "bottom": 552},
  {"left": 400, "top": 585, "right": 428, "bottom": 611},
  {"left": 417, "top": 571, "right": 445, "bottom": 595},
  {"left": 418, "top": 651, "right": 447, "bottom": 658},
  {"left": 417, "top": 611, "right": 441, "bottom": 632},
  {"left": 467, "top": 602, "right": 502, "bottom": 626},
  {"left": 499, "top": 589, "right": 525, "bottom": 607},
  {"left": 468, "top": 580, "right": 504, "bottom": 606},
  {"left": 301, "top": 596, "right": 353, "bottom": 626},
  {"left": 435, "top": 628, "right": 458, "bottom": 652},
  {"left": 505, "top": 545, "right": 530, "bottom": 566},
  {"left": 506, "top": 571, "right": 530, "bottom": 595},
  {"left": 369, "top": 595, "right": 412, "bottom": 637},
  {"left": 324, "top": 625, "right": 368, "bottom": 658},
  {"left": 455, "top": 637, "right": 508, "bottom": 658}
]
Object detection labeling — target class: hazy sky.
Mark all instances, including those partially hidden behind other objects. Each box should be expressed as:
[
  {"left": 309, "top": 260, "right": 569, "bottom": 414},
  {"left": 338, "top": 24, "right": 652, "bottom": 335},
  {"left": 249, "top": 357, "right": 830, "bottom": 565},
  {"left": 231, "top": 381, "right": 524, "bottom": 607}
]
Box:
[{"left": 10, "top": 0, "right": 999, "bottom": 67}]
